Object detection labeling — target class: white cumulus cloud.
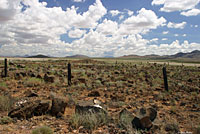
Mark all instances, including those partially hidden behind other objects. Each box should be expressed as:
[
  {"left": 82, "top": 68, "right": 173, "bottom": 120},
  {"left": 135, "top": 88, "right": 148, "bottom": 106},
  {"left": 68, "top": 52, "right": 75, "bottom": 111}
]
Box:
[
  {"left": 0, "top": 0, "right": 107, "bottom": 56},
  {"left": 150, "top": 38, "right": 159, "bottom": 42},
  {"left": 174, "top": 34, "right": 179, "bottom": 37},
  {"left": 162, "top": 31, "right": 169, "bottom": 34},
  {"left": 68, "top": 29, "right": 86, "bottom": 38},
  {"left": 125, "top": 9, "right": 134, "bottom": 16},
  {"left": 181, "top": 8, "right": 200, "bottom": 16},
  {"left": 118, "top": 8, "right": 166, "bottom": 35},
  {"left": 72, "top": 0, "right": 85, "bottom": 2},
  {"left": 0, "top": 0, "right": 199, "bottom": 57},
  {"left": 109, "top": 10, "right": 120, "bottom": 16},
  {"left": 0, "top": 0, "right": 21, "bottom": 22},
  {"left": 167, "top": 21, "right": 187, "bottom": 29},
  {"left": 162, "top": 38, "right": 168, "bottom": 41},
  {"left": 152, "top": 0, "right": 200, "bottom": 16},
  {"left": 152, "top": 0, "right": 200, "bottom": 12},
  {"left": 96, "top": 19, "right": 118, "bottom": 35}
]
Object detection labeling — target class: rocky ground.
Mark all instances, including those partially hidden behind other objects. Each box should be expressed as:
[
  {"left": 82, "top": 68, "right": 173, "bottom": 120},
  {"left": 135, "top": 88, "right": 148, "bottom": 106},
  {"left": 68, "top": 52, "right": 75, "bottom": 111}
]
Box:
[{"left": 0, "top": 59, "right": 199, "bottom": 134}]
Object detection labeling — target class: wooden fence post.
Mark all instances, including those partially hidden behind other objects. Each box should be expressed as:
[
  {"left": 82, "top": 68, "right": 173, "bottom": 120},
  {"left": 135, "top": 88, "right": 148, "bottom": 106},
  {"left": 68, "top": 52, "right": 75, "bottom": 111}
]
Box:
[
  {"left": 68, "top": 63, "right": 72, "bottom": 86},
  {"left": 162, "top": 67, "right": 168, "bottom": 91},
  {"left": 4, "top": 58, "right": 7, "bottom": 77}
]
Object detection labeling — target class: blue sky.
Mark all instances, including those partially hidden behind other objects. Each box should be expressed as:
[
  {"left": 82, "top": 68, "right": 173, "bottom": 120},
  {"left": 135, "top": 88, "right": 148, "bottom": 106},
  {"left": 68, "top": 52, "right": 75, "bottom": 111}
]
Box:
[{"left": 0, "top": 0, "right": 200, "bottom": 57}]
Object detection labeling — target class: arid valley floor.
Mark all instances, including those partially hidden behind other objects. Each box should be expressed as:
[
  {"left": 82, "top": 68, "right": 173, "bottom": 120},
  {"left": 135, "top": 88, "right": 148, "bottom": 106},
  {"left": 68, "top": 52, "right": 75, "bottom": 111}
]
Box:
[{"left": 0, "top": 58, "right": 200, "bottom": 134}]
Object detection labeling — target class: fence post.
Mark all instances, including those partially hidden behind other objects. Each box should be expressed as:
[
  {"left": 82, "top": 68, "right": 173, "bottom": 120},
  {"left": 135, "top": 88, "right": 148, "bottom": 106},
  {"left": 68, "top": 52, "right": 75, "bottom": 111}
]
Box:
[
  {"left": 162, "top": 67, "right": 168, "bottom": 91},
  {"left": 4, "top": 58, "right": 7, "bottom": 77},
  {"left": 68, "top": 63, "right": 71, "bottom": 86}
]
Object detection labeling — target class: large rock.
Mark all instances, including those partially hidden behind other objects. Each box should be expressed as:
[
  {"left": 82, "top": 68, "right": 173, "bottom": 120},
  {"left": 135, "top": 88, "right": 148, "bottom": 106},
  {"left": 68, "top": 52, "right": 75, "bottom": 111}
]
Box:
[
  {"left": 75, "top": 99, "right": 108, "bottom": 128},
  {"left": 146, "top": 107, "right": 157, "bottom": 121},
  {"left": 24, "top": 90, "right": 38, "bottom": 97},
  {"left": 75, "top": 99, "right": 107, "bottom": 115},
  {"left": 17, "top": 64, "right": 25, "bottom": 68},
  {"left": 15, "top": 71, "right": 27, "bottom": 79},
  {"left": 78, "top": 78, "right": 86, "bottom": 84},
  {"left": 88, "top": 91, "right": 100, "bottom": 97},
  {"left": 50, "top": 93, "right": 67, "bottom": 117},
  {"left": 8, "top": 99, "right": 51, "bottom": 119},
  {"left": 28, "top": 71, "right": 37, "bottom": 77},
  {"left": 165, "top": 123, "right": 179, "bottom": 133},
  {"left": 132, "top": 107, "right": 157, "bottom": 130},
  {"left": 44, "top": 74, "right": 55, "bottom": 83},
  {"left": 119, "top": 108, "right": 135, "bottom": 130}
]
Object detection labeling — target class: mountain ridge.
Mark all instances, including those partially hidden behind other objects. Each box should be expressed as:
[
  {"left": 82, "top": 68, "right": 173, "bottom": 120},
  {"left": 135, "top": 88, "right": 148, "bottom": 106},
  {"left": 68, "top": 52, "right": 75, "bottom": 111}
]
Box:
[
  {"left": 65, "top": 54, "right": 89, "bottom": 58},
  {"left": 120, "top": 50, "right": 200, "bottom": 59}
]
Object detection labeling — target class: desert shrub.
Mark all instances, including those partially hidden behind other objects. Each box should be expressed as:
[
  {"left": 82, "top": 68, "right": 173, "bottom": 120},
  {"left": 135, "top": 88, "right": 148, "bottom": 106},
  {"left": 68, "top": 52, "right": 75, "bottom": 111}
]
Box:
[
  {"left": 119, "top": 113, "right": 133, "bottom": 129},
  {"left": 152, "top": 77, "right": 162, "bottom": 88},
  {"left": 0, "top": 82, "right": 7, "bottom": 88},
  {"left": 76, "top": 83, "right": 86, "bottom": 89},
  {"left": 0, "top": 82, "right": 7, "bottom": 91},
  {"left": 104, "top": 81, "right": 116, "bottom": 87},
  {"left": 116, "top": 81, "right": 124, "bottom": 88},
  {"left": 67, "top": 94, "right": 77, "bottom": 107},
  {"left": 24, "top": 77, "right": 44, "bottom": 87},
  {"left": 0, "top": 116, "right": 13, "bottom": 125},
  {"left": 70, "top": 112, "right": 108, "bottom": 130},
  {"left": 108, "top": 101, "right": 126, "bottom": 108},
  {"left": 0, "top": 95, "right": 14, "bottom": 112},
  {"left": 0, "top": 116, "right": 13, "bottom": 124},
  {"left": 170, "top": 106, "right": 177, "bottom": 114},
  {"left": 165, "top": 123, "right": 179, "bottom": 133},
  {"left": 196, "top": 125, "right": 200, "bottom": 134},
  {"left": 94, "top": 80, "right": 102, "bottom": 87},
  {"left": 32, "top": 126, "right": 53, "bottom": 134}
]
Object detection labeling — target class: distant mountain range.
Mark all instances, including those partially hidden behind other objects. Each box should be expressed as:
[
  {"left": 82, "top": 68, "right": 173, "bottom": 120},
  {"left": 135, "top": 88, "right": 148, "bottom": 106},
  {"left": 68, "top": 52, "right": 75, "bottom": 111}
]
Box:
[
  {"left": 65, "top": 54, "right": 89, "bottom": 58},
  {"left": 27, "top": 54, "right": 50, "bottom": 58},
  {"left": 120, "top": 54, "right": 160, "bottom": 59},
  {"left": 164, "top": 50, "right": 200, "bottom": 59},
  {"left": 2, "top": 50, "right": 200, "bottom": 60},
  {"left": 120, "top": 50, "right": 200, "bottom": 60}
]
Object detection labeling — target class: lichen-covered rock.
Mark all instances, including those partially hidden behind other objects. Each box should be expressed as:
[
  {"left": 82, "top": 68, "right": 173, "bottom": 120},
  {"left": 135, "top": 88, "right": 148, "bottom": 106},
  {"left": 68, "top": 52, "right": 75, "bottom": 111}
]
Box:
[
  {"left": 75, "top": 99, "right": 107, "bottom": 115},
  {"left": 8, "top": 99, "right": 51, "bottom": 119}
]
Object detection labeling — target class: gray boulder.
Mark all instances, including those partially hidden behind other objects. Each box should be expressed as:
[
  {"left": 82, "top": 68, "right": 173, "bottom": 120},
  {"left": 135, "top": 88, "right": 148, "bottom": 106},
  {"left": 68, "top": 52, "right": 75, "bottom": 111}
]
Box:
[{"left": 75, "top": 99, "right": 107, "bottom": 115}]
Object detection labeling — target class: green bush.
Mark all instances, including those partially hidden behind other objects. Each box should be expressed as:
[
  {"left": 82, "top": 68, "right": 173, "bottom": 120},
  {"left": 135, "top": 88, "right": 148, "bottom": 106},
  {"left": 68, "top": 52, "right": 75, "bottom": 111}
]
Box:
[
  {"left": 0, "top": 95, "right": 14, "bottom": 112},
  {"left": 32, "top": 126, "right": 53, "bottom": 134},
  {"left": 70, "top": 112, "right": 108, "bottom": 130},
  {"left": 196, "top": 125, "right": 200, "bottom": 134},
  {"left": 0, "top": 82, "right": 7, "bottom": 88},
  {"left": 25, "top": 78, "right": 44, "bottom": 87},
  {"left": 94, "top": 80, "right": 102, "bottom": 87},
  {"left": 0, "top": 82, "right": 7, "bottom": 91},
  {"left": 0, "top": 116, "right": 13, "bottom": 125}
]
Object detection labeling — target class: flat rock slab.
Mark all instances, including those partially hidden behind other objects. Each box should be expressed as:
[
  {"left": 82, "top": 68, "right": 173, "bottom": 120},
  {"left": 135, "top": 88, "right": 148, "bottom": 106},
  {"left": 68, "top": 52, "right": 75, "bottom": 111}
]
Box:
[
  {"left": 75, "top": 99, "right": 107, "bottom": 115},
  {"left": 8, "top": 99, "right": 51, "bottom": 119}
]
